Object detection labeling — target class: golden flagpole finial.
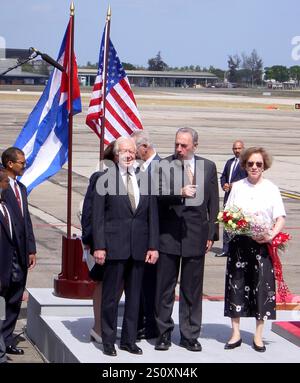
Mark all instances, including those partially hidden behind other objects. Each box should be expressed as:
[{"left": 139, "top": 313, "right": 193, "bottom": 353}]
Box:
[
  {"left": 70, "top": 2, "right": 75, "bottom": 16},
  {"left": 107, "top": 5, "right": 111, "bottom": 20}
]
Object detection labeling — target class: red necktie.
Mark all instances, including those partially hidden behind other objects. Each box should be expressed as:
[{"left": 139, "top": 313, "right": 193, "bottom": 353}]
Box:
[{"left": 14, "top": 181, "right": 23, "bottom": 214}]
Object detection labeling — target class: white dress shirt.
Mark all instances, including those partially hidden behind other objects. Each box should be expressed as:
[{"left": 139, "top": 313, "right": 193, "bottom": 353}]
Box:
[{"left": 119, "top": 165, "right": 140, "bottom": 208}]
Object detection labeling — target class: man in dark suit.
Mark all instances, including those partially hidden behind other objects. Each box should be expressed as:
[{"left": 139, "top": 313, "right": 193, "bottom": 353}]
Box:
[
  {"left": 1, "top": 147, "right": 36, "bottom": 355},
  {"left": 155, "top": 127, "right": 219, "bottom": 352},
  {"left": 217, "top": 140, "right": 247, "bottom": 257},
  {"left": 0, "top": 168, "right": 11, "bottom": 363},
  {"left": 131, "top": 131, "right": 160, "bottom": 341},
  {"left": 92, "top": 137, "right": 159, "bottom": 357}
]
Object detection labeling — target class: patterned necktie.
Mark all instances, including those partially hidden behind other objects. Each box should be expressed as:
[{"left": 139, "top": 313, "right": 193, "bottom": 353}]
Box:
[
  {"left": 14, "top": 180, "right": 23, "bottom": 214},
  {"left": 186, "top": 164, "right": 194, "bottom": 185},
  {"left": 127, "top": 172, "right": 136, "bottom": 211}
]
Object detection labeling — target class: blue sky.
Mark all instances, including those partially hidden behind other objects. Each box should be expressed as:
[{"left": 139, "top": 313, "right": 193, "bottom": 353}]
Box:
[{"left": 1, "top": 0, "right": 299, "bottom": 69}]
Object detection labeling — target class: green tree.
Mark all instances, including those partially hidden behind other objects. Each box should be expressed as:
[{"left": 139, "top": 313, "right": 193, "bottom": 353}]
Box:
[
  {"left": 208, "top": 66, "right": 225, "bottom": 80},
  {"left": 264, "top": 65, "right": 289, "bottom": 82},
  {"left": 242, "top": 49, "right": 263, "bottom": 86},
  {"left": 289, "top": 65, "right": 300, "bottom": 85},
  {"left": 122, "top": 62, "right": 137, "bottom": 70},
  {"left": 148, "top": 51, "right": 168, "bottom": 71},
  {"left": 227, "top": 54, "right": 241, "bottom": 83}
]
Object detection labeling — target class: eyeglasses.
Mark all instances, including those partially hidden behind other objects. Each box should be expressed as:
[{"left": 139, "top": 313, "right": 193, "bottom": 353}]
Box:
[
  {"left": 13, "top": 160, "right": 26, "bottom": 166},
  {"left": 247, "top": 161, "right": 263, "bottom": 168}
]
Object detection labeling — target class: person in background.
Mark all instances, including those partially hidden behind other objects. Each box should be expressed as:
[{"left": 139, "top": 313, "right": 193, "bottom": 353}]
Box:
[
  {"left": 81, "top": 141, "right": 116, "bottom": 344},
  {"left": 224, "top": 147, "right": 286, "bottom": 352},
  {"left": 131, "top": 130, "right": 160, "bottom": 341},
  {"left": 1, "top": 148, "right": 36, "bottom": 356},
  {"left": 217, "top": 140, "right": 247, "bottom": 257}
]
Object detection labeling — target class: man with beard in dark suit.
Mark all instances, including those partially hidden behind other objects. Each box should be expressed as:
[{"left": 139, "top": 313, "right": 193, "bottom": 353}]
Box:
[
  {"left": 155, "top": 127, "right": 219, "bottom": 352},
  {"left": 1, "top": 147, "right": 36, "bottom": 355},
  {"left": 92, "top": 137, "right": 159, "bottom": 357}
]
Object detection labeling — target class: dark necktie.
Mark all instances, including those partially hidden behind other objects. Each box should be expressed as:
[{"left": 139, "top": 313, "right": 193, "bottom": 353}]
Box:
[
  {"left": 14, "top": 181, "right": 23, "bottom": 214},
  {"left": 1, "top": 201, "right": 11, "bottom": 234},
  {"left": 127, "top": 172, "right": 136, "bottom": 211}
]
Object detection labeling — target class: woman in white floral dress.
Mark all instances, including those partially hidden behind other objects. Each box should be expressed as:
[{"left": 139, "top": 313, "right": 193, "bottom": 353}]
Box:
[{"left": 224, "top": 147, "right": 286, "bottom": 352}]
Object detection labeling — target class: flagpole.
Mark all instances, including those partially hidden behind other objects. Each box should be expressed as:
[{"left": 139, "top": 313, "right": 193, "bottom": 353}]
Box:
[
  {"left": 67, "top": 1, "right": 75, "bottom": 239},
  {"left": 99, "top": 5, "right": 111, "bottom": 169}
]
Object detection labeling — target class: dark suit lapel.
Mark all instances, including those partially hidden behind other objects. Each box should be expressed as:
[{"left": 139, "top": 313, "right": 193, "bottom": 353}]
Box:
[
  {"left": 5, "top": 185, "right": 24, "bottom": 221},
  {"left": 0, "top": 210, "right": 12, "bottom": 241}
]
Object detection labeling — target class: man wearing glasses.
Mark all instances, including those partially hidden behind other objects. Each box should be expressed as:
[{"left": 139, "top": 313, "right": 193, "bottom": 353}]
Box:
[
  {"left": 218, "top": 140, "right": 247, "bottom": 257},
  {"left": 0, "top": 147, "right": 36, "bottom": 356}
]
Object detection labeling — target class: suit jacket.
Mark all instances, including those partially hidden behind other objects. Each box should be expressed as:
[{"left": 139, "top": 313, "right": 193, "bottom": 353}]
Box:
[
  {"left": 81, "top": 171, "right": 101, "bottom": 249},
  {"left": 220, "top": 157, "right": 247, "bottom": 204},
  {"left": 159, "top": 155, "right": 219, "bottom": 257},
  {"left": 92, "top": 165, "right": 159, "bottom": 261},
  {"left": 0, "top": 202, "right": 22, "bottom": 289},
  {"left": 2, "top": 181, "right": 36, "bottom": 267}
]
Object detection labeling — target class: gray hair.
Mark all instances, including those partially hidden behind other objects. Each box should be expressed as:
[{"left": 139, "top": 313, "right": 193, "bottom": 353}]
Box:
[
  {"left": 176, "top": 127, "right": 198, "bottom": 145},
  {"left": 113, "top": 137, "right": 136, "bottom": 155},
  {"left": 131, "top": 130, "right": 152, "bottom": 148}
]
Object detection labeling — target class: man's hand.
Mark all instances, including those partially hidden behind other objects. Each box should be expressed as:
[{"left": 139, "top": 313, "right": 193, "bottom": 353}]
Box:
[
  {"left": 93, "top": 249, "right": 106, "bottom": 265},
  {"left": 206, "top": 240, "right": 213, "bottom": 253},
  {"left": 145, "top": 250, "right": 159, "bottom": 264},
  {"left": 181, "top": 185, "right": 197, "bottom": 198},
  {"left": 223, "top": 183, "right": 230, "bottom": 192},
  {"left": 28, "top": 253, "right": 36, "bottom": 270}
]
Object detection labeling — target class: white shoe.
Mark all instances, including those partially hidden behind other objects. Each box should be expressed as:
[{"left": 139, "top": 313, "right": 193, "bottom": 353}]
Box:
[{"left": 90, "top": 329, "right": 102, "bottom": 344}]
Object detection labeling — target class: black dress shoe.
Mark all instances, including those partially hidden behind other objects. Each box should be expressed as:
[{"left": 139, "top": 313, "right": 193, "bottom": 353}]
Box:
[
  {"left": 224, "top": 338, "right": 242, "bottom": 350},
  {"left": 102, "top": 343, "right": 117, "bottom": 356},
  {"left": 179, "top": 338, "right": 202, "bottom": 352},
  {"left": 137, "top": 327, "right": 158, "bottom": 340},
  {"left": 215, "top": 252, "right": 228, "bottom": 257},
  {"left": 253, "top": 340, "right": 266, "bottom": 352},
  {"left": 155, "top": 333, "right": 171, "bottom": 351},
  {"left": 120, "top": 343, "right": 143, "bottom": 355},
  {"left": 6, "top": 345, "right": 24, "bottom": 355}
]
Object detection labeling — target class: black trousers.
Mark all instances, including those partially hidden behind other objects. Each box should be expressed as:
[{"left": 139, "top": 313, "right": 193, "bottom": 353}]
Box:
[
  {"left": 137, "top": 263, "right": 157, "bottom": 332},
  {"left": 101, "top": 258, "right": 144, "bottom": 344},
  {"left": 155, "top": 253, "right": 205, "bottom": 340},
  {"left": 2, "top": 277, "right": 26, "bottom": 347}
]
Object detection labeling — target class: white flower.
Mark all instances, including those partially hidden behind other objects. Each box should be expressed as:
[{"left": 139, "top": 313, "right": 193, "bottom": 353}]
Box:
[
  {"left": 236, "top": 262, "right": 241, "bottom": 268},
  {"left": 263, "top": 316, "right": 268, "bottom": 320},
  {"left": 217, "top": 212, "right": 223, "bottom": 220},
  {"left": 228, "top": 219, "right": 233, "bottom": 225},
  {"left": 231, "top": 223, "right": 237, "bottom": 229},
  {"left": 229, "top": 274, "right": 232, "bottom": 278},
  {"left": 241, "top": 262, "right": 246, "bottom": 268},
  {"left": 236, "top": 306, "right": 242, "bottom": 312},
  {"left": 245, "top": 286, "right": 250, "bottom": 292},
  {"left": 266, "top": 311, "right": 271, "bottom": 316},
  {"left": 256, "top": 255, "right": 261, "bottom": 260}
]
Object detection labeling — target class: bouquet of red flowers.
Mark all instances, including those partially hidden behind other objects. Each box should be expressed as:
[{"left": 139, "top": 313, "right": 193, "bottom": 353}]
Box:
[{"left": 217, "top": 206, "right": 251, "bottom": 237}]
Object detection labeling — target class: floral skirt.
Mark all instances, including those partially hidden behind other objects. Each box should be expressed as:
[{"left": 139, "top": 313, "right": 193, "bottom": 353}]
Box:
[{"left": 224, "top": 235, "right": 276, "bottom": 320}]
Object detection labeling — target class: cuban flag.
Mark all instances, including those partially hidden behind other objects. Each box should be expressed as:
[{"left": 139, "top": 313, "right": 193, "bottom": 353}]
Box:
[{"left": 14, "top": 18, "right": 81, "bottom": 193}]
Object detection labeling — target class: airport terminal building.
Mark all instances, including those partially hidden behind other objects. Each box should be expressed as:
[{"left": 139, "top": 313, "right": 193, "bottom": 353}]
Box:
[{"left": 78, "top": 68, "right": 219, "bottom": 88}]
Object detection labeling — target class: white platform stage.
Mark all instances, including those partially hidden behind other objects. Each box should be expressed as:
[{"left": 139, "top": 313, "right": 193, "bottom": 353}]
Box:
[{"left": 26, "top": 288, "right": 300, "bottom": 363}]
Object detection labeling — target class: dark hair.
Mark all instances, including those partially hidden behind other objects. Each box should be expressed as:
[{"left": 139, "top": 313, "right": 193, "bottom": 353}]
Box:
[
  {"left": 240, "top": 147, "right": 273, "bottom": 170},
  {"left": 1, "top": 147, "right": 25, "bottom": 168}
]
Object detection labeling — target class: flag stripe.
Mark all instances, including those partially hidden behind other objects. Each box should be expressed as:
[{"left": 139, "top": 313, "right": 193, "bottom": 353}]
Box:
[{"left": 85, "top": 31, "right": 143, "bottom": 143}]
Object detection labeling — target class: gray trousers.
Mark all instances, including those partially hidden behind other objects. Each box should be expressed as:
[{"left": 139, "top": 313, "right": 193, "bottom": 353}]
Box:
[{"left": 0, "top": 296, "right": 7, "bottom": 363}]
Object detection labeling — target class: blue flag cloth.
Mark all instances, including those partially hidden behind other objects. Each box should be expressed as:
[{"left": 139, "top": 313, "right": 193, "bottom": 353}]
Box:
[{"left": 14, "top": 18, "right": 81, "bottom": 193}]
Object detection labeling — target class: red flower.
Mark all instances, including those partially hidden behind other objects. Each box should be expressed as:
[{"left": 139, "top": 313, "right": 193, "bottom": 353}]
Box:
[
  {"left": 223, "top": 212, "right": 232, "bottom": 222},
  {"left": 237, "top": 219, "right": 247, "bottom": 228}
]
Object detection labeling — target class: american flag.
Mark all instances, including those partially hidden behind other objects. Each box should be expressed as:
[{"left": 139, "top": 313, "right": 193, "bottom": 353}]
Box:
[{"left": 86, "top": 31, "right": 143, "bottom": 143}]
